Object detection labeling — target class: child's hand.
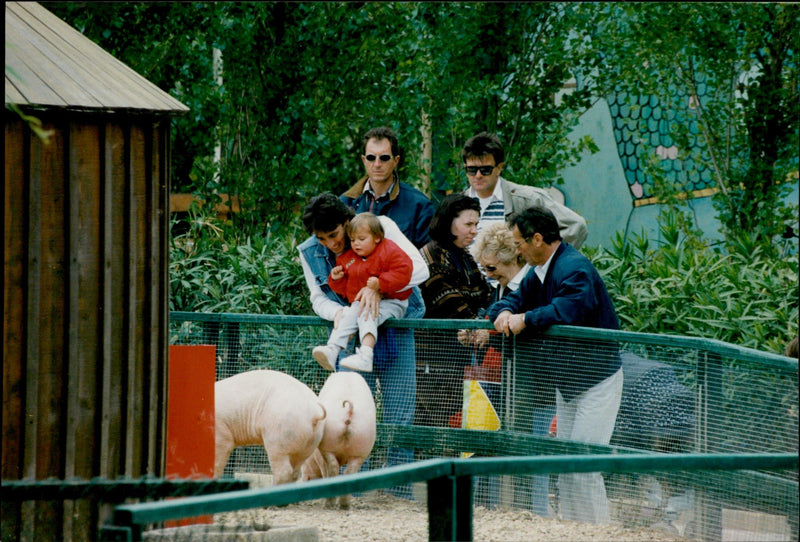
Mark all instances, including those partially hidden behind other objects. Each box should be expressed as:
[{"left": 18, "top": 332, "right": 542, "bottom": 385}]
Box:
[
  {"left": 366, "top": 276, "right": 380, "bottom": 291},
  {"left": 330, "top": 265, "right": 344, "bottom": 281}
]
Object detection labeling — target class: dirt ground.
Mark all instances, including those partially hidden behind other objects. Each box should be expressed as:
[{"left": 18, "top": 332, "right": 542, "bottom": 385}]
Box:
[{"left": 214, "top": 491, "right": 691, "bottom": 542}]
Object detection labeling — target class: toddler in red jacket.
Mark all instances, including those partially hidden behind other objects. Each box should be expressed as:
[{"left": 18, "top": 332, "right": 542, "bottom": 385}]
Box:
[{"left": 313, "top": 212, "right": 413, "bottom": 372}]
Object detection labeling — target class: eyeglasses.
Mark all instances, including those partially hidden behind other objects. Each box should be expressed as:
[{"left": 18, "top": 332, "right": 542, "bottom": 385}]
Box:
[
  {"left": 481, "top": 264, "right": 498, "bottom": 273},
  {"left": 465, "top": 165, "right": 496, "bottom": 176},
  {"left": 365, "top": 154, "right": 393, "bottom": 162}
]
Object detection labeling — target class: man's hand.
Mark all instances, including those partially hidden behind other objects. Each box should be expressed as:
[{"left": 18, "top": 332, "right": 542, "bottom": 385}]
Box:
[
  {"left": 355, "top": 286, "right": 381, "bottom": 320},
  {"left": 493, "top": 311, "right": 525, "bottom": 336},
  {"left": 493, "top": 311, "right": 513, "bottom": 335},
  {"left": 507, "top": 313, "right": 527, "bottom": 335}
]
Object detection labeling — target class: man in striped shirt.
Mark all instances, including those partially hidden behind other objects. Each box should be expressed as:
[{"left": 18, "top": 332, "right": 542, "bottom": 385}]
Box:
[{"left": 462, "top": 132, "right": 588, "bottom": 251}]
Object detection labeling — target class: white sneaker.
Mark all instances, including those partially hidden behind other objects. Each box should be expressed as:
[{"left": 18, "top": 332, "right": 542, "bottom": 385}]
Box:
[
  {"left": 340, "top": 347, "right": 373, "bottom": 372},
  {"left": 312, "top": 345, "right": 339, "bottom": 371}
]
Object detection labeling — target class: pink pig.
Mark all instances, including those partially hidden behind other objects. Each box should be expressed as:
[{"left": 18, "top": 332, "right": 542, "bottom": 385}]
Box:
[
  {"left": 302, "top": 371, "right": 377, "bottom": 509},
  {"left": 215, "top": 369, "right": 326, "bottom": 484}
]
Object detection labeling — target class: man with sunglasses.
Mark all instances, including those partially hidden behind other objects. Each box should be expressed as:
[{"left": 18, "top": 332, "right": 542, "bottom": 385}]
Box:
[
  {"left": 338, "top": 126, "right": 434, "bottom": 499},
  {"left": 341, "top": 126, "right": 435, "bottom": 248},
  {"left": 461, "top": 132, "right": 588, "bottom": 251}
]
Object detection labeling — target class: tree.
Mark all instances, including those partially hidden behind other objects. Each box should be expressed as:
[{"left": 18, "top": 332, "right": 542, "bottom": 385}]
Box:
[
  {"left": 43, "top": 2, "right": 597, "bottom": 235},
  {"left": 574, "top": 3, "right": 799, "bottom": 243}
]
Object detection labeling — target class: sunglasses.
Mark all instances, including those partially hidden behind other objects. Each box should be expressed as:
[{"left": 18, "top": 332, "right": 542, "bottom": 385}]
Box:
[
  {"left": 465, "top": 165, "right": 496, "bottom": 176},
  {"left": 365, "top": 154, "right": 393, "bottom": 162},
  {"left": 481, "top": 264, "right": 498, "bottom": 273}
]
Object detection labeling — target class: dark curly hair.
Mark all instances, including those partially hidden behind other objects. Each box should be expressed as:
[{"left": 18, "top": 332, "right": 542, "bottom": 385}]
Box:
[
  {"left": 428, "top": 193, "right": 481, "bottom": 245},
  {"left": 301, "top": 193, "right": 355, "bottom": 235}
]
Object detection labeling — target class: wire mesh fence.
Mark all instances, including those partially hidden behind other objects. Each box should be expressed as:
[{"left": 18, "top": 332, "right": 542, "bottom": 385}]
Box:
[{"left": 170, "top": 312, "right": 798, "bottom": 540}]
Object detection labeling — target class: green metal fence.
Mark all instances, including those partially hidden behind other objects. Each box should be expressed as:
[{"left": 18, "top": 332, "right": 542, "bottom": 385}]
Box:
[
  {"left": 98, "top": 452, "right": 796, "bottom": 541},
  {"left": 156, "top": 312, "right": 798, "bottom": 541}
]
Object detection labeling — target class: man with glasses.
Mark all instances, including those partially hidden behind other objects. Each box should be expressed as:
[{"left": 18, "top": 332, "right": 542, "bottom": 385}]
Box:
[
  {"left": 339, "top": 126, "right": 434, "bottom": 499},
  {"left": 461, "top": 132, "right": 588, "bottom": 250},
  {"left": 488, "top": 206, "right": 623, "bottom": 524},
  {"left": 341, "top": 126, "right": 435, "bottom": 248}
]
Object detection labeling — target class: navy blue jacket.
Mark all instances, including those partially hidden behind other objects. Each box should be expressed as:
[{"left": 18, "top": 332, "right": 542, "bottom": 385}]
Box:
[
  {"left": 341, "top": 176, "right": 435, "bottom": 248},
  {"left": 487, "top": 243, "right": 621, "bottom": 401}
]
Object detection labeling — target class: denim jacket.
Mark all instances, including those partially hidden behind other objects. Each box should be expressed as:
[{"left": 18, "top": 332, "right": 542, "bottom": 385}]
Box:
[
  {"left": 298, "top": 236, "right": 425, "bottom": 319},
  {"left": 297, "top": 235, "right": 425, "bottom": 369}
]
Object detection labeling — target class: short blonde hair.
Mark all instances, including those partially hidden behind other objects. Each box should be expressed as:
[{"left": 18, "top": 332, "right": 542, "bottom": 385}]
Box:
[
  {"left": 471, "top": 222, "right": 522, "bottom": 266},
  {"left": 347, "top": 212, "right": 384, "bottom": 239}
]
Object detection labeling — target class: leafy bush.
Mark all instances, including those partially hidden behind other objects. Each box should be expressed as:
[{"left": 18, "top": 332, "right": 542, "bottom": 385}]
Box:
[
  {"left": 585, "top": 212, "right": 799, "bottom": 355},
  {"left": 170, "top": 211, "right": 311, "bottom": 315},
  {"left": 170, "top": 209, "right": 798, "bottom": 356}
]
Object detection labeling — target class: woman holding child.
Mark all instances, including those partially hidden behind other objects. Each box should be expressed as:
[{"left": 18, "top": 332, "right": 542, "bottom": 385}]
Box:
[
  {"left": 312, "top": 212, "right": 414, "bottom": 373},
  {"left": 296, "top": 193, "right": 428, "bottom": 484}
]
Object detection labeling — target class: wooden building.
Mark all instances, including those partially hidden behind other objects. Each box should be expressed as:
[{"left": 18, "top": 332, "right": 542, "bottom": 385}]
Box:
[{"left": 3, "top": 3, "right": 188, "bottom": 540}]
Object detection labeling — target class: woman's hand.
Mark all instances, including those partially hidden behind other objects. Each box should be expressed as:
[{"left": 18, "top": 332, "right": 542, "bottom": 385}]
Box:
[
  {"left": 457, "top": 328, "right": 491, "bottom": 348},
  {"left": 473, "top": 328, "right": 491, "bottom": 348}
]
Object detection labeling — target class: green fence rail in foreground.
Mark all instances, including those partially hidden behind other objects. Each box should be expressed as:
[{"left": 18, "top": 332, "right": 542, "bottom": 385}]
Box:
[
  {"left": 161, "top": 311, "right": 796, "bottom": 540},
  {"left": 98, "top": 452, "right": 796, "bottom": 541}
]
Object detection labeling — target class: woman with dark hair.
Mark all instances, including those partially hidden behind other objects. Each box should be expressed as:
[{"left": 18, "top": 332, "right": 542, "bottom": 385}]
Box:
[
  {"left": 297, "top": 193, "right": 429, "bottom": 497},
  {"left": 415, "top": 194, "right": 491, "bottom": 427}
]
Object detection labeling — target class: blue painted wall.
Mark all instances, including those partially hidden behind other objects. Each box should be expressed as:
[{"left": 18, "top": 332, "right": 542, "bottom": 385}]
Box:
[{"left": 557, "top": 99, "right": 799, "bottom": 250}]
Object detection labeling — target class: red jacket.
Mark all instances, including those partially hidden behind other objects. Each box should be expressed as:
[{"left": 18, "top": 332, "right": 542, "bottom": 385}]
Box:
[{"left": 329, "top": 238, "right": 413, "bottom": 303}]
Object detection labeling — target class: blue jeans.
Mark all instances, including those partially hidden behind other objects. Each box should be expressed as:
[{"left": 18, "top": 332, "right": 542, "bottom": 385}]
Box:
[
  {"left": 529, "top": 406, "right": 556, "bottom": 516},
  {"left": 339, "top": 290, "right": 422, "bottom": 499}
]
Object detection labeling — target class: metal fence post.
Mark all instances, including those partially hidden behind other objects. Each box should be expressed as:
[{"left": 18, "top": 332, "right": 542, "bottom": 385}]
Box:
[{"left": 427, "top": 473, "right": 473, "bottom": 541}]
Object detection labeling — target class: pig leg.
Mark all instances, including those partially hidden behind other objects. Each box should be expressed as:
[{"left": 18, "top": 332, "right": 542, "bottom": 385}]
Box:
[
  {"left": 337, "top": 457, "right": 366, "bottom": 509},
  {"left": 267, "top": 451, "right": 299, "bottom": 485},
  {"left": 321, "top": 451, "right": 340, "bottom": 508},
  {"left": 214, "top": 423, "right": 235, "bottom": 478}
]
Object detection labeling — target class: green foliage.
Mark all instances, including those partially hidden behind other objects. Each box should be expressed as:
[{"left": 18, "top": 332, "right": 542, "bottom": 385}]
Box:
[
  {"left": 586, "top": 212, "right": 799, "bottom": 355},
  {"left": 43, "top": 1, "right": 597, "bottom": 235},
  {"left": 169, "top": 209, "right": 311, "bottom": 315}
]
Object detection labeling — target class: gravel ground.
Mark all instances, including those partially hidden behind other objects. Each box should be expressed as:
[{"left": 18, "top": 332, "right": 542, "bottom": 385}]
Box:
[{"left": 215, "top": 491, "right": 691, "bottom": 542}]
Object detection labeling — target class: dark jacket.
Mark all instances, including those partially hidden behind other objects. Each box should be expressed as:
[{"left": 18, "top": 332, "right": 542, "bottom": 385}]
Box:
[
  {"left": 487, "top": 242, "right": 621, "bottom": 401},
  {"left": 419, "top": 240, "right": 491, "bottom": 320},
  {"left": 341, "top": 175, "right": 435, "bottom": 248}
]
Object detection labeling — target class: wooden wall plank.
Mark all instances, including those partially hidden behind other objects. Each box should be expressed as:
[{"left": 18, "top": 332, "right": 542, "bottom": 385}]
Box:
[
  {"left": 64, "top": 122, "right": 101, "bottom": 541},
  {"left": 155, "top": 123, "right": 170, "bottom": 476},
  {"left": 130, "top": 124, "right": 148, "bottom": 475},
  {"left": 33, "top": 120, "right": 67, "bottom": 538},
  {"left": 99, "top": 122, "right": 125, "bottom": 479},
  {"left": 3, "top": 117, "right": 26, "bottom": 542}
]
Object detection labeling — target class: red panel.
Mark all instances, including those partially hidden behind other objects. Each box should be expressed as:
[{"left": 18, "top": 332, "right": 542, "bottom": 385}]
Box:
[{"left": 165, "top": 345, "right": 216, "bottom": 527}]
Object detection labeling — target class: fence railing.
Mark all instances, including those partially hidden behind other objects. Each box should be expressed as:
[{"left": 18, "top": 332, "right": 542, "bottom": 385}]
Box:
[
  {"left": 160, "top": 312, "right": 800, "bottom": 540},
  {"left": 97, "top": 451, "right": 797, "bottom": 541}
]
